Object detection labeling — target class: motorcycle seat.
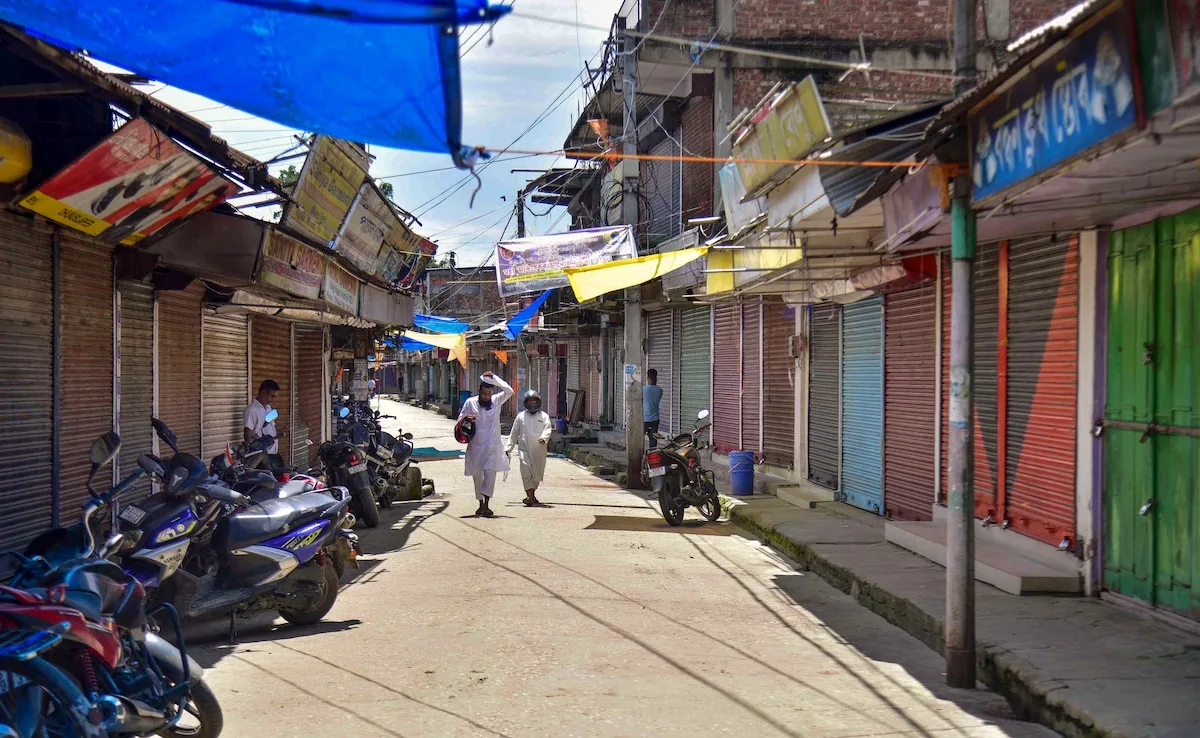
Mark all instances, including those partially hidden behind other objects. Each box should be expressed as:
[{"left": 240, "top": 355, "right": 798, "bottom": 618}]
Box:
[
  {"left": 237, "top": 477, "right": 316, "bottom": 504},
  {"left": 224, "top": 492, "right": 343, "bottom": 550},
  {"left": 30, "top": 560, "right": 142, "bottom": 628}
]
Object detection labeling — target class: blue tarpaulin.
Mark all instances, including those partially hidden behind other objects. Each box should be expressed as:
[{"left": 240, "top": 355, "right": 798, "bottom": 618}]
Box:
[
  {"left": 503, "top": 288, "right": 553, "bottom": 340},
  {"left": 414, "top": 313, "right": 470, "bottom": 334},
  {"left": 0, "top": 0, "right": 509, "bottom": 157}
]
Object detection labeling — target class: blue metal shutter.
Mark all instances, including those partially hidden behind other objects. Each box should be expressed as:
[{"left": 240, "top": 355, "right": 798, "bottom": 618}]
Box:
[
  {"left": 841, "top": 295, "right": 885, "bottom": 514},
  {"left": 807, "top": 303, "right": 840, "bottom": 489}
]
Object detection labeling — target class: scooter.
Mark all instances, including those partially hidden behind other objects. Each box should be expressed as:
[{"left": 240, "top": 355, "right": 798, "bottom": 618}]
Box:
[{"left": 641, "top": 410, "right": 722, "bottom": 526}]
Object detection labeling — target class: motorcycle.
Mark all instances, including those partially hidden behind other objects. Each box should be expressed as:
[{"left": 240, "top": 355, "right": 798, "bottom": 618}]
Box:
[
  {"left": 641, "top": 410, "right": 721, "bottom": 526},
  {"left": 2, "top": 431, "right": 222, "bottom": 737},
  {"left": 315, "top": 406, "right": 381, "bottom": 529}
]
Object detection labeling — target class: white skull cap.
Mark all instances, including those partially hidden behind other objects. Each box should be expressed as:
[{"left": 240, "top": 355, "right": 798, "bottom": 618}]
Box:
[{"left": 480, "top": 374, "right": 500, "bottom": 386}]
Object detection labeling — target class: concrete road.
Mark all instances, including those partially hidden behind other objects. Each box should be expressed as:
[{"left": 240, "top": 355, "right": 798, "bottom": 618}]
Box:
[{"left": 194, "top": 399, "right": 1057, "bottom": 738}]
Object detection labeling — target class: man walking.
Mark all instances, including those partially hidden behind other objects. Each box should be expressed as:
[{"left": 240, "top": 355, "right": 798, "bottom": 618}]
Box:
[
  {"left": 508, "top": 390, "right": 553, "bottom": 506},
  {"left": 643, "top": 368, "right": 663, "bottom": 448},
  {"left": 458, "top": 371, "right": 514, "bottom": 517},
  {"left": 243, "top": 379, "right": 280, "bottom": 453}
]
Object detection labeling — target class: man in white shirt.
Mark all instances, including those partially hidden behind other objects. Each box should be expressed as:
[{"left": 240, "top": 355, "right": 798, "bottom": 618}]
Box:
[
  {"left": 243, "top": 379, "right": 280, "bottom": 454},
  {"left": 457, "top": 372, "right": 513, "bottom": 517}
]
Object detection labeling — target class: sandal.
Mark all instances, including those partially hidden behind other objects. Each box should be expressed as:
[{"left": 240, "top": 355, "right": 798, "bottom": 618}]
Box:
[
  {"left": 523, "top": 498, "right": 536, "bottom": 507},
  {"left": 480, "top": 508, "right": 495, "bottom": 518}
]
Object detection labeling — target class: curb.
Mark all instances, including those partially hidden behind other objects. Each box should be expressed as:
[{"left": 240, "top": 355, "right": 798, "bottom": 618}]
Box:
[{"left": 729, "top": 506, "right": 1108, "bottom": 738}]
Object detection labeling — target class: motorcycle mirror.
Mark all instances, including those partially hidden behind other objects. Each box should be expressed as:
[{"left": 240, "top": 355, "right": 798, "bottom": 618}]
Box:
[
  {"left": 264, "top": 408, "right": 279, "bottom": 424},
  {"left": 151, "top": 417, "right": 180, "bottom": 453},
  {"left": 339, "top": 407, "right": 351, "bottom": 418},
  {"left": 98, "top": 532, "right": 124, "bottom": 559},
  {"left": 137, "top": 454, "right": 165, "bottom": 478},
  {"left": 403, "top": 432, "right": 413, "bottom": 440},
  {"left": 89, "top": 431, "right": 121, "bottom": 468},
  {"left": 697, "top": 409, "right": 710, "bottom": 421}
]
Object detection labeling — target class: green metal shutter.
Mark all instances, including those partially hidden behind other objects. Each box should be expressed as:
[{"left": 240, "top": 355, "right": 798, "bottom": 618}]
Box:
[{"left": 679, "top": 307, "right": 711, "bottom": 435}]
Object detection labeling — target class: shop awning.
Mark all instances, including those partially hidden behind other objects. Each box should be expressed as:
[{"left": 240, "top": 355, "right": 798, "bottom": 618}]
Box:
[{"left": 0, "top": 0, "right": 510, "bottom": 157}]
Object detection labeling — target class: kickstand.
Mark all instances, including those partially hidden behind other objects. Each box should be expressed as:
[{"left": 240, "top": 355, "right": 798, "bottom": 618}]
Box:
[{"left": 228, "top": 611, "right": 238, "bottom": 646}]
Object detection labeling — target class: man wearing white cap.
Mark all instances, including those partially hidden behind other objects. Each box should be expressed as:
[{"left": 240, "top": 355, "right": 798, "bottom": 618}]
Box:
[{"left": 457, "top": 371, "right": 513, "bottom": 517}]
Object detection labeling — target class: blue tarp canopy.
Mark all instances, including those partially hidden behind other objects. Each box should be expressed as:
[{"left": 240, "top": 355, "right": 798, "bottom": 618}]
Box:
[
  {"left": 414, "top": 313, "right": 470, "bottom": 334},
  {"left": 0, "top": 0, "right": 509, "bottom": 157}
]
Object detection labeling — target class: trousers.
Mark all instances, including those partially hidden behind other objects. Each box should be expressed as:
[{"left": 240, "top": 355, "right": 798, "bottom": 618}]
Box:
[{"left": 472, "top": 470, "right": 497, "bottom": 501}]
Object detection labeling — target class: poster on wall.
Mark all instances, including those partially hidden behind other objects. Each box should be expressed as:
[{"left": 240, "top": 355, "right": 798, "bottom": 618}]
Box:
[
  {"left": 281, "top": 136, "right": 366, "bottom": 245},
  {"left": 323, "top": 261, "right": 360, "bottom": 315},
  {"left": 494, "top": 225, "right": 637, "bottom": 297},
  {"left": 18, "top": 118, "right": 238, "bottom": 245},
  {"left": 259, "top": 229, "right": 325, "bottom": 300}
]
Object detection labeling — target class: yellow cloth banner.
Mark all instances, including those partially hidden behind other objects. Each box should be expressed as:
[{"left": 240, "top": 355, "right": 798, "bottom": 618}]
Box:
[
  {"left": 705, "top": 234, "right": 803, "bottom": 295},
  {"left": 564, "top": 246, "right": 709, "bottom": 303},
  {"left": 400, "top": 330, "right": 469, "bottom": 369}
]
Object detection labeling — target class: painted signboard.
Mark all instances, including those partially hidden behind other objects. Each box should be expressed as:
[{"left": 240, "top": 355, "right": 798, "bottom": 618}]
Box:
[
  {"left": 396, "top": 236, "right": 438, "bottom": 290},
  {"left": 375, "top": 245, "right": 402, "bottom": 283},
  {"left": 334, "top": 182, "right": 393, "bottom": 273},
  {"left": 282, "top": 136, "right": 366, "bottom": 244},
  {"left": 969, "top": 3, "right": 1137, "bottom": 203},
  {"left": 494, "top": 225, "right": 637, "bottom": 297},
  {"left": 323, "top": 261, "right": 360, "bottom": 315},
  {"left": 259, "top": 229, "right": 325, "bottom": 300},
  {"left": 731, "top": 77, "right": 832, "bottom": 197},
  {"left": 19, "top": 118, "right": 237, "bottom": 244}
]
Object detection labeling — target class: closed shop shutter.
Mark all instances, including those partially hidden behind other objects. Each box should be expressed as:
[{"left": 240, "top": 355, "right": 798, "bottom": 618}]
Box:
[
  {"left": 586, "top": 335, "right": 602, "bottom": 422},
  {"left": 567, "top": 339, "right": 580, "bottom": 394},
  {"left": 762, "top": 298, "right": 795, "bottom": 467},
  {"left": 711, "top": 301, "right": 740, "bottom": 452},
  {"left": 741, "top": 298, "right": 763, "bottom": 454},
  {"left": 0, "top": 214, "right": 54, "bottom": 545},
  {"left": 646, "top": 310, "right": 674, "bottom": 433},
  {"left": 941, "top": 245, "right": 1001, "bottom": 516},
  {"left": 884, "top": 285, "right": 937, "bottom": 521},
  {"left": 201, "top": 313, "right": 248, "bottom": 460},
  {"left": 59, "top": 234, "right": 114, "bottom": 513},
  {"left": 293, "top": 325, "right": 325, "bottom": 469},
  {"left": 251, "top": 315, "right": 292, "bottom": 464},
  {"left": 808, "top": 303, "right": 841, "bottom": 490},
  {"left": 679, "top": 306, "right": 711, "bottom": 437},
  {"left": 118, "top": 280, "right": 154, "bottom": 500},
  {"left": 611, "top": 329, "right": 625, "bottom": 429},
  {"left": 1006, "top": 235, "right": 1078, "bottom": 545},
  {"left": 681, "top": 97, "right": 713, "bottom": 224},
  {"left": 645, "top": 135, "right": 681, "bottom": 243},
  {"left": 841, "top": 296, "right": 885, "bottom": 514},
  {"left": 158, "top": 283, "right": 204, "bottom": 458}
]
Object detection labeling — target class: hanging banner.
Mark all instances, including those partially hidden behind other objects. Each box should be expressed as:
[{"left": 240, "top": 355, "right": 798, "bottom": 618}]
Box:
[
  {"left": 281, "top": 136, "right": 366, "bottom": 245},
  {"left": 259, "top": 229, "right": 326, "bottom": 299},
  {"left": 564, "top": 246, "right": 709, "bottom": 303},
  {"left": 495, "top": 225, "right": 637, "bottom": 297},
  {"left": 397, "top": 236, "right": 438, "bottom": 290},
  {"left": 18, "top": 118, "right": 238, "bottom": 245},
  {"left": 323, "top": 261, "right": 360, "bottom": 315},
  {"left": 334, "top": 182, "right": 395, "bottom": 273}
]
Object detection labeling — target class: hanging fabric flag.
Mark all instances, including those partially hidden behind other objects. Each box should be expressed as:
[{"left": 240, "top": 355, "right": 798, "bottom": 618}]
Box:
[
  {"left": 449, "top": 334, "right": 469, "bottom": 369},
  {"left": 414, "top": 313, "right": 471, "bottom": 334},
  {"left": 493, "top": 350, "right": 509, "bottom": 365},
  {"left": 502, "top": 289, "right": 554, "bottom": 340},
  {"left": 0, "top": 1, "right": 510, "bottom": 158},
  {"left": 399, "top": 329, "right": 464, "bottom": 351},
  {"left": 564, "top": 247, "right": 710, "bottom": 303}
]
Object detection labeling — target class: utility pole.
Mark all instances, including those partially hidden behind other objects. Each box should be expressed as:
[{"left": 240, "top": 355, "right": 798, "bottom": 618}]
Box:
[
  {"left": 618, "top": 16, "right": 644, "bottom": 487},
  {"left": 946, "top": 0, "right": 978, "bottom": 689},
  {"left": 516, "top": 189, "right": 526, "bottom": 238}
]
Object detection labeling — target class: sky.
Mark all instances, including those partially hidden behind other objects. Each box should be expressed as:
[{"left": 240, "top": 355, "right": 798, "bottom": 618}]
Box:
[{"left": 112, "top": 0, "right": 626, "bottom": 267}]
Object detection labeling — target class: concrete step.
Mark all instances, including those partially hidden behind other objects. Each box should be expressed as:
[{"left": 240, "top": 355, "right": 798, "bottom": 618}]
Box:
[
  {"left": 772, "top": 481, "right": 836, "bottom": 509},
  {"left": 885, "top": 521, "right": 1081, "bottom": 595}
]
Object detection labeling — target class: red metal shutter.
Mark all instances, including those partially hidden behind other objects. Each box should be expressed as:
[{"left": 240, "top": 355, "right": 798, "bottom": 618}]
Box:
[
  {"left": 762, "top": 298, "right": 795, "bottom": 467},
  {"left": 941, "top": 244, "right": 1000, "bottom": 517},
  {"left": 741, "top": 297, "right": 762, "bottom": 454},
  {"left": 158, "top": 283, "right": 204, "bottom": 458},
  {"left": 251, "top": 315, "right": 292, "bottom": 464},
  {"left": 0, "top": 213, "right": 54, "bottom": 545},
  {"left": 1006, "top": 234, "right": 1078, "bottom": 545},
  {"left": 711, "top": 300, "right": 740, "bottom": 452},
  {"left": 884, "top": 285, "right": 937, "bottom": 521},
  {"left": 118, "top": 280, "right": 155, "bottom": 501},
  {"left": 808, "top": 303, "right": 841, "bottom": 490},
  {"left": 294, "top": 325, "right": 325, "bottom": 469},
  {"left": 201, "top": 313, "right": 248, "bottom": 460},
  {"left": 681, "top": 96, "right": 714, "bottom": 224},
  {"left": 646, "top": 310, "right": 674, "bottom": 432},
  {"left": 58, "top": 234, "right": 114, "bottom": 512}
]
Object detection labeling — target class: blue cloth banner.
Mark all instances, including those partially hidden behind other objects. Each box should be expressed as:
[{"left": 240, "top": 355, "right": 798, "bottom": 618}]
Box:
[
  {"left": 503, "top": 288, "right": 553, "bottom": 340},
  {"left": 0, "top": 0, "right": 510, "bottom": 156},
  {"left": 414, "top": 313, "right": 470, "bottom": 334}
]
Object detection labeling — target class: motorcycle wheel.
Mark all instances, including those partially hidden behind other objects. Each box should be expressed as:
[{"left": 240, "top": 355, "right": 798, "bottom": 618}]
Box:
[
  {"left": 698, "top": 488, "right": 721, "bottom": 522},
  {"left": 659, "top": 476, "right": 685, "bottom": 527},
  {"left": 0, "top": 655, "right": 101, "bottom": 738},
  {"left": 157, "top": 677, "right": 223, "bottom": 738},
  {"left": 350, "top": 484, "right": 380, "bottom": 528},
  {"left": 404, "top": 467, "right": 422, "bottom": 500},
  {"left": 278, "top": 563, "right": 339, "bottom": 626}
]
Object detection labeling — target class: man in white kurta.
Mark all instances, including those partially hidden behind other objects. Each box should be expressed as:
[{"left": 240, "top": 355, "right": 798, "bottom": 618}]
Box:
[
  {"left": 457, "top": 372, "right": 513, "bottom": 517},
  {"left": 507, "top": 391, "right": 553, "bottom": 506}
]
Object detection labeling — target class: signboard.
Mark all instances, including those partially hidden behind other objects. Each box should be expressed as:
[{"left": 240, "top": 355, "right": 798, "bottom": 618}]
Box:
[
  {"left": 375, "top": 245, "right": 402, "bottom": 283},
  {"left": 495, "top": 225, "right": 637, "bottom": 297},
  {"left": 732, "top": 77, "right": 832, "bottom": 197},
  {"left": 282, "top": 136, "right": 366, "bottom": 244},
  {"left": 19, "top": 118, "right": 237, "bottom": 244},
  {"left": 351, "top": 359, "right": 369, "bottom": 393},
  {"left": 323, "top": 261, "right": 360, "bottom": 315},
  {"left": 334, "top": 183, "right": 394, "bottom": 274},
  {"left": 970, "top": 3, "right": 1137, "bottom": 202},
  {"left": 396, "top": 235, "right": 437, "bottom": 290},
  {"left": 259, "top": 229, "right": 325, "bottom": 300},
  {"left": 881, "top": 166, "right": 944, "bottom": 251}
]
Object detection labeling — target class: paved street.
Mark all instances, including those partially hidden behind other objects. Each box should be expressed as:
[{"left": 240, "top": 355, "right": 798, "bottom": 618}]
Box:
[{"left": 193, "top": 400, "right": 1056, "bottom": 738}]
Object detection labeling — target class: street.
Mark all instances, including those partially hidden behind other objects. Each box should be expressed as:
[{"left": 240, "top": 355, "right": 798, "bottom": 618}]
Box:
[{"left": 192, "top": 400, "right": 1055, "bottom": 738}]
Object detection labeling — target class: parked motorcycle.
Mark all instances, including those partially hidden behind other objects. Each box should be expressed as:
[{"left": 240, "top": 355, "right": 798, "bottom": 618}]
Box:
[
  {"left": 2, "top": 431, "right": 222, "bottom": 737},
  {"left": 641, "top": 410, "right": 721, "bottom": 526},
  {"left": 316, "top": 407, "right": 381, "bottom": 529}
]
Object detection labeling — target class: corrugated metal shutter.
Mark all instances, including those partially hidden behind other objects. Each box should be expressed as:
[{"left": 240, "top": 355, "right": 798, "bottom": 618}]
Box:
[
  {"left": 0, "top": 214, "right": 54, "bottom": 546},
  {"left": 567, "top": 339, "right": 580, "bottom": 395},
  {"left": 158, "top": 283, "right": 204, "bottom": 458},
  {"left": 941, "top": 245, "right": 1000, "bottom": 516},
  {"left": 59, "top": 234, "right": 114, "bottom": 513},
  {"left": 884, "top": 285, "right": 936, "bottom": 521},
  {"left": 645, "top": 135, "right": 681, "bottom": 243},
  {"left": 118, "top": 280, "right": 154, "bottom": 501},
  {"left": 201, "top": 313, "right": 248, "bottom": 460},
  {"left": 762, "top": 298, "right": 795, "bottom": 467},
  {"left": 293, "top": 325, "right": 325, "bottom": 469},
  {"left": 681, "top": 97, "right": 714, "bottom": 224},
  {"left": 808, "top": 303, "right": 841, "bottom": 490},
  {"left": 1006, "top": 234, "right": 1078, "bottom": 545},
  {"left": 741, "top": 298, "right": 762, "bottom": 454},
  {"left": 251, "top": 315, "right": 292, "bottom": 464},
  {"left": 611, "top": 329, "right": 625, "bottom": 429},
  {"left": 587, "top": 336, "right": 602, "bottom": 422},
  {"left": 711, "top": 301, "right": 740, "bottom": 452},
  {"left": 646, "top": 310, "right": 674, "bottom": 433},
  {"left": 679, "top": 306, "right": 711, "bottom": 435},
  {"left": 841, "top": 296, "right": 884, "bottom": 514}
]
